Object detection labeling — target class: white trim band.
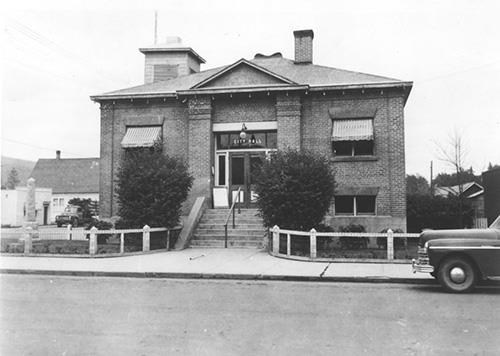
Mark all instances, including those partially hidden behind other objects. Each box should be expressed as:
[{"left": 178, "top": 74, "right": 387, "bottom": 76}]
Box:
[{"left": 212, "top": 121, "right": 277, "bottom": 132}]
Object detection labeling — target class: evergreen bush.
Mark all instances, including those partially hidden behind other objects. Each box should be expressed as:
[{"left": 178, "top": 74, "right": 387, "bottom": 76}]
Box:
[
  {"left": 115, "top": 145, "right": 193, "bottom": 229},
  {"left": 407, "top": 194, "right": 473, "bottom": 232},
  {"left": 254, "top": 149, "right": 335, "bottom": 230}
]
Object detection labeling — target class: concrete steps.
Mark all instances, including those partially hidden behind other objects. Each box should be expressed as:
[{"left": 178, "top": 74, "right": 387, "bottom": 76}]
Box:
[{"left": 190, "top": 209, "right": 267, "bottom": 249}]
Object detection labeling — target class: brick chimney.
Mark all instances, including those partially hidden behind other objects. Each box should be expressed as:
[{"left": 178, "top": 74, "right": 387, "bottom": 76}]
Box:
[
  {"left": 139, "top": 37, "right": 206, "bottom": 84},
  {"left": 56, "top": 150, "right": 61, "bottom": 159},
  {"left": 293, "top": 29, "right": 314, "bottom": 64}
]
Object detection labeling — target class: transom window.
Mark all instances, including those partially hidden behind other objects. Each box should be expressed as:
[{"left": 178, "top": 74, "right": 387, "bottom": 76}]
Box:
[
  {"left": 335, "top": 195, "right": 376, "bottom": 215},
  {"left": 216, "top": 130, "right": 277, "bottom": 150}
]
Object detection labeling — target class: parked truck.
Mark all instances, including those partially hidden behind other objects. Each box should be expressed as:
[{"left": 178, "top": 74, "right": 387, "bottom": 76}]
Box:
[{"left": 55, "top": 204, "right": 83, "bottom": 227}]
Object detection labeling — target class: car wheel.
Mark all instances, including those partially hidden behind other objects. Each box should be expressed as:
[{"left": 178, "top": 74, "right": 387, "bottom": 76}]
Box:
[
  {"left": 437, "top": 256, "right": 477, "bottom": 293},
  {"left": 57, "top": 223, "right": 62, "bottom": 228}
]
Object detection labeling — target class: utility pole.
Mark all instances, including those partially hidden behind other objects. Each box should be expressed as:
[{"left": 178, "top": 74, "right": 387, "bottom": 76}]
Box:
[
  {"left": 154, "top": 10, "right": 158, "bottom": 45},
  {"left": 430, "top": 160, "right": 434, "bottom": 196}
]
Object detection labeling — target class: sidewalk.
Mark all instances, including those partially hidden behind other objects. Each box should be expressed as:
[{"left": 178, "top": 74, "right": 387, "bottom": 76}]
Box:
[{"left": 0, "top": 248, "right": 434, "bottom": 284}]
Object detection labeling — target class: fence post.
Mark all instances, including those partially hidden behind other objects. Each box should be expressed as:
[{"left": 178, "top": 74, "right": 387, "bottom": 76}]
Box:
[
  {"left": 272, "top": 225, "right": 279, "bottom": 254},
  {"left": 89, "top": 227, "right": 97, "bottom": 256},
  {"left": 23, "top": 226, "right": 33, "bottom": 254},
  {"left": 120, "top": 232, "right": 124, "bottom": 254},
  {"left": 143, "top": 225, "right": 150, "bottom": 252},
  {"left": 67, "top": 224, "right": 72, "bottom": 240},
  {"left": 310, "top": 228, "right": 317, "bottom": 259},
  {"left": 309, "top": 228, "right": 317, "bottom": 259},
  {"left": 387, "top": 229, "right": 394, "bottom": 260}
]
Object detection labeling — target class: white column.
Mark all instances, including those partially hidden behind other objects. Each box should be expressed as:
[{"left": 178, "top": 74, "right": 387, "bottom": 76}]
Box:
[
  {"left": 89, "top": 227, "right": 98, "bottom": 256},
  {"left": 387, "top": 229, "right": 394, "bottom": 260},
  {"left": 310, "top": 228, "right": 317, "bottom": 259},
  {"left": 143, "top": 225, "right": 150, "bottom": 252}
]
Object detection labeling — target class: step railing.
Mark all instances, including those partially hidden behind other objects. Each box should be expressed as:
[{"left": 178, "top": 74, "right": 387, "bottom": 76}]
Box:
[{"left": 223, "top": 187, "right": 241, "bottom": 248}]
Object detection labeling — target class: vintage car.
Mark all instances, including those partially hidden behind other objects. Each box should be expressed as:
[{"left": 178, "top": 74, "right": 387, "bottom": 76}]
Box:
[
  {"left": 413, "top": 215, "right": 500, "bottom": 292},
  {"left": 55, "top": 204, "right": 83, "bottom": 227}
]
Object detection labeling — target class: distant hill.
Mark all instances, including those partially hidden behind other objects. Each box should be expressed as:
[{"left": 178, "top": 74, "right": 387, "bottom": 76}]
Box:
[{"left": 1, "top": 156, "right": 36, "bottom": 188}]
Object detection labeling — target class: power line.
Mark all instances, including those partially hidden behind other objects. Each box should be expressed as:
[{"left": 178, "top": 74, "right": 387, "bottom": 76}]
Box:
[
  {"left": 414, "top": 59, "right": 500, "bottom": 84},
  {"left": 5, "top": 16, "right": 125, "bottom": 85},
  {"left": 1, "top": 137, "right": 91, "bottom": 158}
]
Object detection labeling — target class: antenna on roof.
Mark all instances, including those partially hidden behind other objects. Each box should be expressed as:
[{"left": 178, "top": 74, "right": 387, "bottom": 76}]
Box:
[{"left": 154, "top": 10, "right": 158, "bottom": 45}]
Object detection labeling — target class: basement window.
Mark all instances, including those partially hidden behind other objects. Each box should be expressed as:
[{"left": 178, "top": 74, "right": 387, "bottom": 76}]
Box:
[{"left": 334, "top": 195, "right": 376, "bottom": 216}]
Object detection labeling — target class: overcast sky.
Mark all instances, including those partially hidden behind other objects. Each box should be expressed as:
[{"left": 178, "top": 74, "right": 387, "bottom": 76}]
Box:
[{"left": 1, "top": 0, "right": 500, "bottom": 179}]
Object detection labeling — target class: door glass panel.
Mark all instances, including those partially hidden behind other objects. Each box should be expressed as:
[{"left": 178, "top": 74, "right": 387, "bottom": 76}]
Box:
[
  {"left": 231, "top": 156, "right": 244, "bottom": 185},
  {"left": 218, "top": 155, "right": 226, "bottom": 186}
]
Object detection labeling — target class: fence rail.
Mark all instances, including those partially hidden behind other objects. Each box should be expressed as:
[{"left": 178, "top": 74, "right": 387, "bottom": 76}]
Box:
[
  {"left": 270, "top": 225, "right": 420, "bottom": 261},
  {"left": 1, "top": 225, "right": 181, "bottom": 256}
]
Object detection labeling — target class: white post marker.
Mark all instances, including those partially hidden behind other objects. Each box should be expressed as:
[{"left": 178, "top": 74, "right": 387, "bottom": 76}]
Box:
[
  {"left": 387, "top": 229, "right": 394, "bottom": 260},
  {"left": 89, "top": 227, "right": 98, "bottom": 256},
  {"left": 120, "top": 232, "right": 125, "bottom": 254},
  {"left": 143, "top": 225, "right": 150, "bottom": 252},
  {"left": 310, "top": 228, "right": 317, "bottom": 259},
  {"left": 67, "top": 224, "right": 72, "bottom": 240},
  {"left": 24, "top": 226, "right": 33, "bottom": 254},
  {"left": 272, "top": 225, "right": 279, "bottom": 254}
]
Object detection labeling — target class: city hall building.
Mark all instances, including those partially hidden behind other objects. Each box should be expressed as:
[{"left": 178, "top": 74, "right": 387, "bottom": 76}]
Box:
[{"left": 91, "top": 30, "right": 412, "bottom": 232}]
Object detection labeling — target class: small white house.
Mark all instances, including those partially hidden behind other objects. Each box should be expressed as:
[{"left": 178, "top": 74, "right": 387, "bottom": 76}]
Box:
[
  {"left": 1, "top": 187, "right": 52, "bottom": 227},
  {"left": 30, "top": 151, "right": 99, "bottom": 223}
]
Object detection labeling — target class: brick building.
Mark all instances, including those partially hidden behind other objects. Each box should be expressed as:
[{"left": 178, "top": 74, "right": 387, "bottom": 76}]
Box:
[{"left": 91, "top": 30, "right": 412, "bottom": 232}]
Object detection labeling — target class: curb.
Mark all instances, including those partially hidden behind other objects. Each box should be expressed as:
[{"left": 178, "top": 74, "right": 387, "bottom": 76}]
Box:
[{"left": 0, "top": 268, "right": 436, "bottom": 285}]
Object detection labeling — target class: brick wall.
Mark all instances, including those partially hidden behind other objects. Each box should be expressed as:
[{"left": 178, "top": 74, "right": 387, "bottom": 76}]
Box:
[
  {"left": 99, "top": 99, "right": 189, "bottom": 218},
  {"left": 186, "top": 96, "right": 213, "bottom": 210},
  {"left": 213, "top": 96, "right": 275, "bottom": 123},
  {"left": 99, "top": 88, "right": 407, "bottom": 231},
  {"left": 301, "top": 90, "right": 407, "bottom": 231},
  {"left": 276, "top": 93, "right": 301, "bottom": 149}
]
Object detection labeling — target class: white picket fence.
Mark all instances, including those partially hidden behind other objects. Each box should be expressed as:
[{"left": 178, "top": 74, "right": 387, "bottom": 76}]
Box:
[
  {"left": 270, "top": 225, "right": 420, "bottom": 260},
  {"left": 8, "top": 225, "right": 175, "bottom": 256}
]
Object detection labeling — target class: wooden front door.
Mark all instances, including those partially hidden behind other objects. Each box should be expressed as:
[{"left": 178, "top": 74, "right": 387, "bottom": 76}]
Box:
[{"left": 229, "top": 152, "right": 264, "bottom": 208}]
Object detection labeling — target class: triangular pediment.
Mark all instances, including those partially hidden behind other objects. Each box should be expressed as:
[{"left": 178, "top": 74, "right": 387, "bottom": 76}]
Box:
[{"left": 191, "top": 59, "right": 295, "bottom": 89}]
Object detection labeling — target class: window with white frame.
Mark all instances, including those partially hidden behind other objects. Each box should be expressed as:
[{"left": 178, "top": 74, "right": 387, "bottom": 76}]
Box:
[{"left": 334, "top": 195, "right": 376, "bottom": 215}]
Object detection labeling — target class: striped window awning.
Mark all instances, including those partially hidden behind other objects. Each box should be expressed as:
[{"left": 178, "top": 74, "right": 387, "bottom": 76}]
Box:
[
  {"left": 332, "top": 119, "right": 373, "bottom": 141},
  {"left": 121, "top": 126, "right": 162, "bottom": 148}
]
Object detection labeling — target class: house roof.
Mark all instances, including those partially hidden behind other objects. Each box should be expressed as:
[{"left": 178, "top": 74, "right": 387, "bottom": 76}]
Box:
[
  {"left": 434, "top": 181, "right": 484, "bottom": 199},
  {"left": 91, "top": 55, "right": 412, "bottom": 100},
  {"left": 30, "top": 158, "right": 100, "bottom": 194}
]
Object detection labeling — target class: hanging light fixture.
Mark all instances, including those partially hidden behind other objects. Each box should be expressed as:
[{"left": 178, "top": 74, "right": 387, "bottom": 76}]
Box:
[
  {"left": 240, "top": 124, "right": 247, "bottom": 139},
  {"left": 250, "top": 134, "right": 256, "bottom": 145}
]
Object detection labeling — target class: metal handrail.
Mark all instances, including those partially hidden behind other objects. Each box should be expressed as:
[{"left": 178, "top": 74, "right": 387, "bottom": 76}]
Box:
[{"left": 223, "top": 187, "right": 242, "bottom": 248}]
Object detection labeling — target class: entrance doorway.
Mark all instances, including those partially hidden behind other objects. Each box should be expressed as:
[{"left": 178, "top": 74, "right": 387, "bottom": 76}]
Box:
[
  {"left": 43, "top": 203, "right": 49, "bottom": 225},
  {"left": 229, "top": 152, "right": 265, "bottom": 208}
]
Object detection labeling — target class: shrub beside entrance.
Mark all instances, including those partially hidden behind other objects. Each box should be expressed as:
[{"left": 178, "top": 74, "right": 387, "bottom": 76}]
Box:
[
  {"left": 115, "top": 145, "right": 193, "bottom": 231},
  {"left": 254, "top": 149, "right": 335, "bottom": 231}
]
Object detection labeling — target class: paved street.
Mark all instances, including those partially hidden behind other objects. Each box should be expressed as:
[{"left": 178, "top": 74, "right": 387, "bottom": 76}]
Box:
[{"left": 1, "top": 275, "right": 499, "bottom": 355}]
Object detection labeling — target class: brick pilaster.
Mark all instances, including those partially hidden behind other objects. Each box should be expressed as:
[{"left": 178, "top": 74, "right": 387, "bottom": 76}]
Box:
[
  {"left": 99, "top": 102, "right": 114, "bottom": 218},
  {"left": 187, "top": 96, "right": 212, "bottom": 209},
  {"left": 276, "top": 93, "right": 301, "bottom": 150}
]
